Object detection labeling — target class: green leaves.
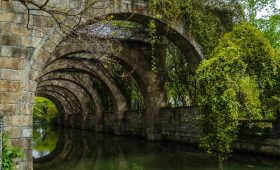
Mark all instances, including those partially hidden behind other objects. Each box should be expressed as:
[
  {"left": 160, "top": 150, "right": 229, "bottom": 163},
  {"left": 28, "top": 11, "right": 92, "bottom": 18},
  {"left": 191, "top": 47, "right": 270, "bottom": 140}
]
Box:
[
  {"left": 196, "top": 23, "right": 279, "bottom": 159},
  {"left": 149, "top": 0, "right": 242, "bottom": 56},
  {"left": 33, "top": 97, "right": 59, "bottom": 123},
  {"left": 2, "top": 133, "right": 23, "bottom": 170}
]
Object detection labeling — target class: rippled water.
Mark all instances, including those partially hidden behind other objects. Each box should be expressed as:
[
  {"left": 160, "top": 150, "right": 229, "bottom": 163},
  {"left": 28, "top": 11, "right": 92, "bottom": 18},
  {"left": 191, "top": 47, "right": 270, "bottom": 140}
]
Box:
[{"left": 32, "top": 126, "right": 280, "bottom": 170}]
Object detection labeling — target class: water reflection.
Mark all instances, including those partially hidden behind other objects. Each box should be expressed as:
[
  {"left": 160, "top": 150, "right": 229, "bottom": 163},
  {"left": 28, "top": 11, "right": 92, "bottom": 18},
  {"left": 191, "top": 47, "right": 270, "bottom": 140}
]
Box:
[
  {"left": 33, "top": 126, "right": 280, "bottom": 170},
  {"left": 32, "top": 125, "right": 58, "bottom": 158}
]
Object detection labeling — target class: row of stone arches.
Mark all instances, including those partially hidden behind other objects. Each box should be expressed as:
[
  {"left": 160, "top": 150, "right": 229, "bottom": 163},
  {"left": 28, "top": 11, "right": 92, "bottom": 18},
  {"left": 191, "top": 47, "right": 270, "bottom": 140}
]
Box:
[
  {"left": 1, "top": 0, "right": 204, "bottom": 169},
  {"left": 34, "top": 36, "right": 167, "bottom": 137}
]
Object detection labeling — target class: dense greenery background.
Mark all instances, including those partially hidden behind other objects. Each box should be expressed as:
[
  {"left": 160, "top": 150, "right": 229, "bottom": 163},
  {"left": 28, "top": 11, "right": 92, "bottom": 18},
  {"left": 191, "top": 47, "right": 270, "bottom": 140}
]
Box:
[
  {"left": 149, "top": 0, "right": 280, "bottom": 159},
  {"left": 33, "top": 97, "right": 59, "bottom": 124}
]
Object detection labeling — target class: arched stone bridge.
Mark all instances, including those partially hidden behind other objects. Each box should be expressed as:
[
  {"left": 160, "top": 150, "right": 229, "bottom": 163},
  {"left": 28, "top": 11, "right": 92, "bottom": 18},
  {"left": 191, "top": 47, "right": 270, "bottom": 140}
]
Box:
[{"left": 1, "top": 0, "right": 279, "bottom": 169}]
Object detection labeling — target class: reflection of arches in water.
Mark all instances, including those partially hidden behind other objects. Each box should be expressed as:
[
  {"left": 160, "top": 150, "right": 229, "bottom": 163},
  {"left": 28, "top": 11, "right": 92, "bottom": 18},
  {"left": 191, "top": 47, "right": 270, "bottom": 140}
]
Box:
[
  {"left": 32, "top": 127, "right": 59, "bottom": 159},
  {"left": 33, "top": 129, "right": 128, "bottom": 170},
  {"left": 34, "top": 128, "right": 280, "bottom": 170},
  {"left": 33, "top": 129, "right": 81, "bottom": 170},
  {"left": 34, "top": 129, "right": 220, "bottom": 170}
]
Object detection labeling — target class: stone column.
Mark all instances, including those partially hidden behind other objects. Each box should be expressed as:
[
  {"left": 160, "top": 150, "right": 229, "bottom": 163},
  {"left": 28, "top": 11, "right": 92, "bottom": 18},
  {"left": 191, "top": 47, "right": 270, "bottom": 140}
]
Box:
[
  {"left": 0, "top": 0, "right": 57, "bottom": 168},
  {"left": 114, "top": 111, "right": 127, "bottom": 135},
  {"left": 145, "top": 40, "right": 167, "bottom": 141}
]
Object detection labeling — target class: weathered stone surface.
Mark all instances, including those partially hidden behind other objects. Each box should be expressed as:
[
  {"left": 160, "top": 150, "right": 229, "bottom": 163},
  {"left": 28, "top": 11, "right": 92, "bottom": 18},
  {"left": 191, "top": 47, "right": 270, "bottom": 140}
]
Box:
[
  {"left": 0, "top": 80, "right": 22, "bottom": 92},
  {"left": 0, "top": 34, "right": 22, "bottom": 46},
  {"left": 0, "top": 92, "right": 21, "bottom": 103},
  {"left": 1, "top": 45, "right": 12, "bottom": 56},
  {"left": 0, "top": 57, "right": 25, "bottom": 69},
  {"left": 0, "top": 12, "right": 16, "bottom": 22},
  {"left": 22, "top": 127, "right": 32, "bottom": 138},
  {"left": 0, "top": 69, "right": 24, "bottom": 80},
  {"left": 12, "top": 115, "right": 32, "bottom": 126}
]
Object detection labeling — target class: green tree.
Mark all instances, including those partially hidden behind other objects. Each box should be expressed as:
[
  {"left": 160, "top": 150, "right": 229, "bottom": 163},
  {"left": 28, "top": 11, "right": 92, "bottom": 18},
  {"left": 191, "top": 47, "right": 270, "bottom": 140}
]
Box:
[
  {"left": 196, "top": 23, "right": 279, "bottom": 159},
  {"left": 255, "top": 14, "right": 280, "bottom": 50},
  {"left": 33, "top": 97, "right": 59, "bottom": 123},
  {"left": 239, "top": 0, "right": 280, "bottom": 50},
  {"left": 240, "top": 0, "right": 278, "bottom": 23}
]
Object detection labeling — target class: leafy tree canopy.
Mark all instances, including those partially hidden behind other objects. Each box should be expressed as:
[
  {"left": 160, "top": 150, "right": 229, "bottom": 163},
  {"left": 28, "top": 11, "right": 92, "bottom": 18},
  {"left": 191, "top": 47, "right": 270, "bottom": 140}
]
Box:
[
  {"left": 33, "top": 97, "right": 59, "bottom": 123},
  {"left": 196, "top": 23, "right": 280, "bottom": 159}
]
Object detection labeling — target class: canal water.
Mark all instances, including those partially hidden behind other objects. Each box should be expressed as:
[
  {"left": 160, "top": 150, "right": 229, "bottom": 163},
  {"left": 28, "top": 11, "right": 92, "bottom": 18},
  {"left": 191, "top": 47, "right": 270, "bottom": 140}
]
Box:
[{"left": 32, "top": 126, "right": 280, "bottom": 170}]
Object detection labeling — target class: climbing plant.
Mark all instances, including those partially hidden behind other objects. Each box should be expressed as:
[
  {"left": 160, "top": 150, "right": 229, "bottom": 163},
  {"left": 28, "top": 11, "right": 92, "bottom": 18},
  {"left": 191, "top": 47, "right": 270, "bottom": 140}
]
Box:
[
  {"left": 148, "top": 0, "right": 243, "bottom": 57},
  {"left": 196, "top": 23, "right": 280, "bottom": 159},
  {"left": 2, "top": 133, "right": 23, "bottom": 170},
  {"left": 165, "top": 42, "right": 195, "bottom": 107}
]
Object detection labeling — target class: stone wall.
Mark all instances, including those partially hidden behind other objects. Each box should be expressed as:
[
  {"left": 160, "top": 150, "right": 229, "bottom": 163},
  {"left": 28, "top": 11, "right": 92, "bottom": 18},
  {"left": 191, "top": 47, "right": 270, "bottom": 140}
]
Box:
[
  {"left": 235, "top": 123, "right": 280, "bottom": 155},
  {"left": 125, "top": 110, "right": 146, "bottom": 137},
  {"left": 103, "top": 112, "right": 115, "bottom": 132},
  {"left": 92, "top": 107, "right": 280, "bottom": 155},
  {"left": 160, "top": 107, "right": 201, "bottom": 144},
  {"left": 66, "top": 114, "right": 82, "bottom": 129}
]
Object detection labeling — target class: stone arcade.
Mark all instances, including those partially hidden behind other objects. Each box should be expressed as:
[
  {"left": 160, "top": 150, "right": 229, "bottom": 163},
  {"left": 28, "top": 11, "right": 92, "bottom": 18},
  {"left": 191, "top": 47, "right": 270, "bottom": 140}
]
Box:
[{"left": 0, "top": 0, "right": 280, "bottom": 169}]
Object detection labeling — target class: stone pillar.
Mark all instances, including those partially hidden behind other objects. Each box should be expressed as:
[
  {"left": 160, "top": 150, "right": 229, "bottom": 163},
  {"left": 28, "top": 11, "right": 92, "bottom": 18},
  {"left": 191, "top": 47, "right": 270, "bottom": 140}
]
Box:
[
  {"left": 0, "top": 0, "right": 57, "bottom": 168},
  {"left": 0, "top": 1, "right": 35, "bottom": 169},
  {"left": 114, "top": 111, "right": 127, "bottom": 135},
  {"left": 95, "top": 113, "right": 104, "bottom": 132},
  {"left": 145, "top": 40, "right": 167, "bottom": 141}
]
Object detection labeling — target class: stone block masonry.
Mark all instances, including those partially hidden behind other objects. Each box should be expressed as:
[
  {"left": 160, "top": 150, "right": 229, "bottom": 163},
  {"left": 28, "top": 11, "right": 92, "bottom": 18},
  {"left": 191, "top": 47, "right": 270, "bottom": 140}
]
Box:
[{"left": 0, "top": 0, "right": 54, "bottom": 169}]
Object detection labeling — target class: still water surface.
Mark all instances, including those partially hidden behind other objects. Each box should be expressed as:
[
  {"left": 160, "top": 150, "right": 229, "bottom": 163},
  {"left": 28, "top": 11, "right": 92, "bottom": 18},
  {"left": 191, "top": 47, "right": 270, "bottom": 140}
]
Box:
[{"left": 32, "top": 126, "right": 280, "bottom": 170}]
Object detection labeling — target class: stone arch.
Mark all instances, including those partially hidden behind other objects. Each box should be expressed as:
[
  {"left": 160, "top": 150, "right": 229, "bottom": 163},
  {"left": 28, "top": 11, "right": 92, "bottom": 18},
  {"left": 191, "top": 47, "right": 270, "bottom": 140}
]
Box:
[
  {"left": 45, "top": 40, "right": 166, "bottom": 139},
  {"left": 36, "top": 93, "right": 65, "bottom": 115},
  {"left": 25, "top": 1, "right": 204, "bottom": 139},
  {"left": 39, "top": 58, "right": 128, "bottom": 134},
  {"left": 36, "top": 86, "right": 82, "bottom": 127},
  {"left": 36, "top": 92, "right": 69, "bottom": 125},
  {"left": 45, "top": 39, "right": 152, "bottom": 96},
  {"left": 37, "top": 71, "right": 104, "bottom": 131},
  {"left": 37, "top": 79, "right": 92, "bottom": 128},
  {"left": 36, "top": 86, "right": 81, "bottom": 114},
  {"left": 29, "top": 0, "right": 204, "bottom": 78}
]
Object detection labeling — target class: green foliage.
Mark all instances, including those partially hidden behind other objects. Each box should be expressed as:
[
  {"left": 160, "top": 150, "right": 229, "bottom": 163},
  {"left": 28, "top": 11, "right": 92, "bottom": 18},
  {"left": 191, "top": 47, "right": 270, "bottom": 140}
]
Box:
[
  {"left": 240, "top": 0, "right": 280, "bottom": 50},
  {"left": 147, "top": 19, "right": 158, "bottom": 73},
  {"left": 196, "top": 23, "right": 280, "bottom": 159},
  {"left": 240, "top": 0, "right": 279, "bottom": 24},
  {"left": 165, "top": 42, "right": 195, "bottom": 107},
  {"left": 149, "top": 0, "right": 243, "bottom": 56},
  {"left": 2, "top": 133, "right": 23, "bottom": 170},
  {"left": 255, "top": 14, "right": 280, "bottom": 50},
  {"left": 33, "top": 97, "right": 59, "bottom": 123}
]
